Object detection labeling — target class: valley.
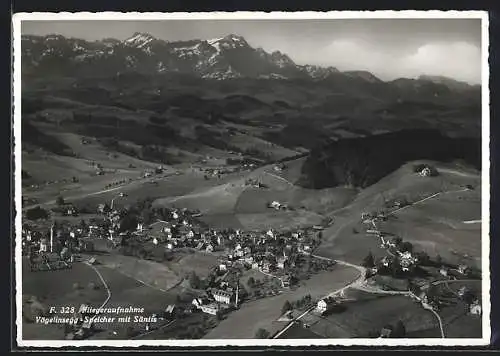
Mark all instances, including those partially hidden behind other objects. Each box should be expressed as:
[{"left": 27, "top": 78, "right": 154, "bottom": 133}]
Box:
[{"left": 19, "top": 31, "right": 484, "bottom": 342}]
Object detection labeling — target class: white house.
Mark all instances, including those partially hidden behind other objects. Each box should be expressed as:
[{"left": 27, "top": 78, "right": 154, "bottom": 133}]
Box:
[
  {"left": 270, "top": 201, "right": 281, "bottom": 210},
  {"left": 316, "top": 297, "right": 336, "bottom": 314},
  {"left": 420, "top": 167, "right": 432, "bottom": 177},
  {"left": 213, "top": 290, "right": 233, "bottom": 304},
  {"left": 192, "top": 298, "right": 204, "bottom": 309},
  {"left": 266, "top": 229, "right": 275, "bottom": 239},
  {"left": 277, "top": 257, "right": 288, "bottom": 269},
  {"left": 200, "top": 303, "right": 219, "bottom": 315},
  {"left": 172, "top": 212, "right": 179, "bottom": 220},
  {"left": 235, "top": 250, "right": 244, "bottom": 258},
  {"left": 470, "top": 300, "right": 482, "bottom": 315},
  {"left": 219, "top": 264, "right": 227, "bottom": 272},
  {"left": 39, "top": 238, "right": 48, "bottom": 253}
]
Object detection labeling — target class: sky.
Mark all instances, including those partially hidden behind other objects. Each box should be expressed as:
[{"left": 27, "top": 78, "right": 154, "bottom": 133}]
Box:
[{"left": 21, "top": 19, "right": 483, "bottom": 84}]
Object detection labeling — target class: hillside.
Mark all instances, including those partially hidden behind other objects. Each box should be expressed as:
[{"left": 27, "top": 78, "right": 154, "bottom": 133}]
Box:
[{"left": 298, "top": 129, "right": 481, "bottom": 189}]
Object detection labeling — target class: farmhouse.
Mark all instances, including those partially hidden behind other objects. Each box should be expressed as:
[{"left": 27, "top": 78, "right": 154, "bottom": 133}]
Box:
[
  {"left": 213, "top": 290, "right": 233, "bottom": 304},
  {"left": 458, "top": 264, "right": 471, "bottom": 275},
  {"left": 270, "top": 201, "right": 281, "bottom": 210},
  {"left": 39, "top": 238, "right": 48, "bottom": 253},
  {"left": 200, "top": 303, "right": 219, "bottom": 315},
  {"left": 470, "top": 300, "right": 482, "bottom": 315},
  {"left": 316, "top": 297, "right": 336, "bottom": 314},
  {"left": 420, "top": 167, "right": 432, "bottom": 177}
]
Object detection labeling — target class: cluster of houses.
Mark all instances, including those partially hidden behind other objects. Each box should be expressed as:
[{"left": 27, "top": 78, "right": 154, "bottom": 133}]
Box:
[
  {"left": 191, "top": 285, "right": 241, "bottom": 316},
  {"left": 23, "top": 193, "right": 321, "bottom": 278}
]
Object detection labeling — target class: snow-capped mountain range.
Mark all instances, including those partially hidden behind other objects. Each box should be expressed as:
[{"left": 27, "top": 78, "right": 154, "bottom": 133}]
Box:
[
  {"left": 20, "top": 32, "right": 352, "bottom": 80},
  {"left": 21, "top": 32, "right": 480, "bottom": 93}
]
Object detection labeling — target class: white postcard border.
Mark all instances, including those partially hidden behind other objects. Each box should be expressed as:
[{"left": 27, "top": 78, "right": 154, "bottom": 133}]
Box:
[{"left": 12, "top": 10, "right": 491, "bottom": 348}]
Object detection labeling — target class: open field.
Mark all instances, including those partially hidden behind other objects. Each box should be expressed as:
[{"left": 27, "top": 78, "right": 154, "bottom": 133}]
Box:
[
  {"left": 236, "top": 210, "right": 324, "bottom": 231},
  {"left": 279, "top": 323, "right": 324, "bottom": 339},
  {"left": 164, "top": 250, "right": 220, "bottom": 279},
  {"left": 308, "top": 294, "right": 439, "bottom": 338},
  {"left": 86, "top": 253, "right": 181, "bottom": 292},
  {"left": 22, "top": 259, "right": 107, "bottom": 307},
  {"left": 22, "top": 259, "right": 107, "bottom": 340},
  {"left": 203, "top": 264, "right": 359, "bottom": 339}
]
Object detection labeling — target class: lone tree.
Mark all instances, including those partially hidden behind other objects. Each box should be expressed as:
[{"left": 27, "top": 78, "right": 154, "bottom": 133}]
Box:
[
  {"left": 25, "top": 206, "right": 49, "bottom": 220},
  {"left": 281, "top": 300, "right": 293, "bottom": 315},
  {"left": 189, "top": 271, "right": 201, "bottom": 289},
  {"left": 247, "top": 277, "right": 256, "bottom": 288},
  {"left": 401, "top": 242, "right": 413, "bottom": 253},
  {"left": 435, "top": 254, "right": 443, "bottom": 266},
  {"left": 255, "top": 328, "right": 270, "bottom": 339},
  {"left": 362, "top": 251, "right": 375, "bottom": 268},
  {"left": 393, "top": 320, "right": 406, "bottom": 337},
  {"left": 56, "top": 195, "right": 65, "bottom": 206}
]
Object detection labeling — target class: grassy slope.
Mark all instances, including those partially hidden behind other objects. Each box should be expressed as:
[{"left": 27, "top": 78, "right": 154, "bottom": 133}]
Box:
[{"left": 315, "top": 161, "right": 481, "bottom": 265}]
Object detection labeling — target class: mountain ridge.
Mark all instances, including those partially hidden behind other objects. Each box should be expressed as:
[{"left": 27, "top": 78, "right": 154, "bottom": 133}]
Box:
[{"left": 21, "top": 33, "right": 480, "bottom": 89}]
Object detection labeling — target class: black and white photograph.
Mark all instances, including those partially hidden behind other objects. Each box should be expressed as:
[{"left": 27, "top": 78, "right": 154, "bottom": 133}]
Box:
[{"left": 13, "top": 11, "right": 490, "bottom": 347}]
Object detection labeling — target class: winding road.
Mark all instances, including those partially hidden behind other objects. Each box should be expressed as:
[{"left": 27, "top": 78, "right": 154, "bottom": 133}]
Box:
[
  {"left": 273, "top": 253, "right": 367, "bottom": 339},
  {"left": 83, "top": 261, "right": 111, "bottom": 310}
]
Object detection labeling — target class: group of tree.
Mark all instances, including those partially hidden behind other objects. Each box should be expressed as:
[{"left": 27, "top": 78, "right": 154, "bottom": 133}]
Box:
[
  {"left": 25, "top": 206, "right": 49, "bottom": 220},
  {"left": 362, "top": 251, "right": 375, "bottom": 268},
  {"left": 367, "top": 320, "right": 406, "bottom": 338},
  {"left": 56, "top": 195, "right": 66, "bottom": 206},
  {"left": 255, "top": 328, "right": 271, "bottom": 339},
  {"left": 281, "top": 300, "right": 293, "bottom": 315},
  {"left": 294, "top": 294, "right": 312, "bottom": 309},
  {"left": 188, "top": 271, "right": 202, "bottom": 289}
]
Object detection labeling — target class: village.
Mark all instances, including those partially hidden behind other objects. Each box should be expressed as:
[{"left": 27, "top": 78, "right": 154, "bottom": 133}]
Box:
[{"left": 21, "top": 183, "right": 337, "bottom": 339}]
